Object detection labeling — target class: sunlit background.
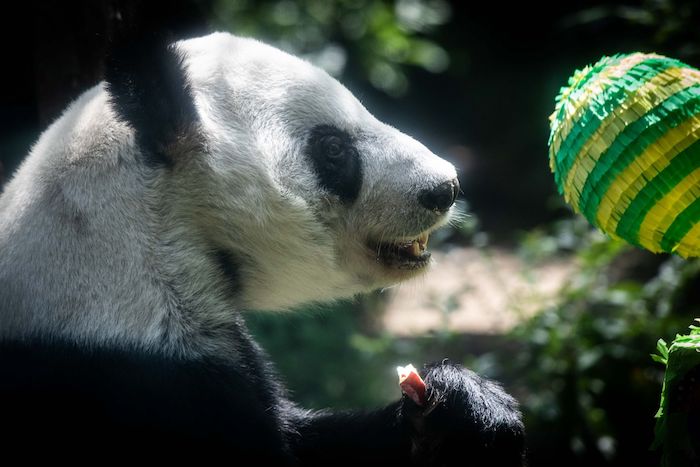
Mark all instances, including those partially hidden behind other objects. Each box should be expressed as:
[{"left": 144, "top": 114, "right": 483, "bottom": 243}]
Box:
[{"left": 2, "top": 1, "right": 700, "bottom": 465}]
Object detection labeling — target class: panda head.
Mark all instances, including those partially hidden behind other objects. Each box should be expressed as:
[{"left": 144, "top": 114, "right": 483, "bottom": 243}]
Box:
[{"left": 109, "top": 32, "right": 459, "bottom": 311}]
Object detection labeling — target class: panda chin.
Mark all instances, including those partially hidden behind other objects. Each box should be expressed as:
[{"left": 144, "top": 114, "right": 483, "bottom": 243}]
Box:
[{"left": 369, "top": 233, "right": 432, "bottom": 271}]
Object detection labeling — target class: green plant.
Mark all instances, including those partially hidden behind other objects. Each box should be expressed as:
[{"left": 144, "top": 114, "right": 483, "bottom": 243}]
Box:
[
  {"left": 472, "top": 219, "right": 700, "bottom": 466},
  {"left": 652, "top": 322, "right": 700, "bottom": 467},
  {"left": 211, "top": 0, "right": 451, "bottom": 96}
]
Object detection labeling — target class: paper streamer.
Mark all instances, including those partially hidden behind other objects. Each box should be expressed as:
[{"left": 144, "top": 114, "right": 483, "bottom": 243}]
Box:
[{"left": 549, "top": 53, "right": 700, "bottom": 257}]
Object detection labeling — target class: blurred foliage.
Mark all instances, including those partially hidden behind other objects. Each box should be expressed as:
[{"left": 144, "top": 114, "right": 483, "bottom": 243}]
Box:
[
  {"left": 248, "top": 300, "right": 403, "bottom": 409},
  {"left": 248, "top": 299, "right": 455, "bottom": 409},
  {"left": 247, "top": 247, "right": 489, "bottom": 410},
  {"left": 471, "top": 219, "right": 700, "bottom": 466},
  {"left": 211, "top": 0, "right": 451, "bottom": 95}
]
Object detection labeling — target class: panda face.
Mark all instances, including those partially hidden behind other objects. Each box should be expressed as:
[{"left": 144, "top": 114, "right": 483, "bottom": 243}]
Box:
[{"left": 176, "top": 34, "right": 458, "bottom": 310}]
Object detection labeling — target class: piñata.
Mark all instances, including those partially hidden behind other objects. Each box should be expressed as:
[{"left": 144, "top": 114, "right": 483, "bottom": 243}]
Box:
[{"left": 549, "top": 53, "right": 700, "bottom": 257}]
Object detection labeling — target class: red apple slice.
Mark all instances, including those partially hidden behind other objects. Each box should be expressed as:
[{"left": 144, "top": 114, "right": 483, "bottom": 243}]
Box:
[{"left": 397, "top": 364, "right": 426, "bottom": 406}]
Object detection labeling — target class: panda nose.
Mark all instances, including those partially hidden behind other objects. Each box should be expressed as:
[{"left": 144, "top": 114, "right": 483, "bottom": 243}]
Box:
[{"left": 418, "top": 178, "right": 460, "bottom": 212}]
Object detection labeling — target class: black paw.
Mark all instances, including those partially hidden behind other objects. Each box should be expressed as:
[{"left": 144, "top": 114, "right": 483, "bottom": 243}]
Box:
[{"left": 401, "top": 361, "right": 525, "bottom": 466}]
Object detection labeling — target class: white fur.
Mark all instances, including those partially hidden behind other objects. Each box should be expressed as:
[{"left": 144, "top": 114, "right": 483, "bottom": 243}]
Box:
[{"left": 0, "top": 33, "right": 457, "bottom": 358}]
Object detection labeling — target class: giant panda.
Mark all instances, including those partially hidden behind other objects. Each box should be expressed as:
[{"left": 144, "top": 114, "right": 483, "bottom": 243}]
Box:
[{"left": 0, "top": 32, "right": 524, "bottom": 464}]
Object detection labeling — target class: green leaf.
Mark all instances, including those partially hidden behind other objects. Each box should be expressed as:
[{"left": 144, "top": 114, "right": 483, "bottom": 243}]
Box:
[
  {"left": 651, "top": 353, "right": 667, "bottom": 365},
  {"left": 656, "top": 338, "right": 669, "bottom": 361}
]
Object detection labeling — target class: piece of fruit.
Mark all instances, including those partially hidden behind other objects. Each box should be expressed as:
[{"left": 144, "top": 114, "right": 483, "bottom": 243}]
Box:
[{"left": 397, "top": 364, "right": 427, "bottom": 406}]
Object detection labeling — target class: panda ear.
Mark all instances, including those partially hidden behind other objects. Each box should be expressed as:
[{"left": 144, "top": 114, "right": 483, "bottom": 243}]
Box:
[{"left": 105, "top": 29, "right": 201, "bottom": 166}]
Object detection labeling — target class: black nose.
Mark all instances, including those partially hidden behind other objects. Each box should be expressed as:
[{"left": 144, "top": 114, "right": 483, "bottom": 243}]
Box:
[{"left": 419, "top": 178, "right": 460, "bottom": 212}]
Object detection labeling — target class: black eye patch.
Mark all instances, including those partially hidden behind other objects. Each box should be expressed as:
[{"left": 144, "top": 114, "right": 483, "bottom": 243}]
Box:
[{"left": 307, "top": 125, "right": 363, "bottom": 203}]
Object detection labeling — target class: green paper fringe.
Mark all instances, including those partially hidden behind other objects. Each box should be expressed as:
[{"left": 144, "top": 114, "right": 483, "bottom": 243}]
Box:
[
  {"left": 616, "top": 139, "right": 700, "bottom": 246},
  {"left": 552, "top": 57, "right": 680, "bottom": 191},
  {"left": 579, "top": 87, "right": 700, "bottom": 224}
]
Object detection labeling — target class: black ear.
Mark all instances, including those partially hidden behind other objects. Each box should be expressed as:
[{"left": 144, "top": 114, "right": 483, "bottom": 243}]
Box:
[{"left": 104, "top": 4, "right": 208, "bottom": 166}]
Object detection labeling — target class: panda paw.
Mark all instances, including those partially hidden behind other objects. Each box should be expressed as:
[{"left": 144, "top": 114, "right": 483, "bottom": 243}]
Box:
[{"left": 401, "top": 361, "right": 525, "bottom": 466}]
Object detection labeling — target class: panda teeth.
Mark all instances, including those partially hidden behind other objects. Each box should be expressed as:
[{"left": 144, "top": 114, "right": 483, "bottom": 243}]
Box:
[
  {"left": 404, "top": 232, "right": 430, "bottom": 258},
  {"left": 418, "top": 233, "right": 429, "bottom": 250},
  {"left": 370, "top": 232, "right": 432, "bottom": 268}
]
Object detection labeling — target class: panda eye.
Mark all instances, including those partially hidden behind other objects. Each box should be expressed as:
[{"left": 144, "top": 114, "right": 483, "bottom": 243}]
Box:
[
  {"left": 322, "top": 136, "right": 344, "bottom": 159},
  {"left": 307, "top": 125, "right": 363, "bottom": 203}
]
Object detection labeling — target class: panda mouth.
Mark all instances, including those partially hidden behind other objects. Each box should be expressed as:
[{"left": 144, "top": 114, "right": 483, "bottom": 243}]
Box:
[{"left": 369, "top": 233, "right": 431, "bottom": 270}]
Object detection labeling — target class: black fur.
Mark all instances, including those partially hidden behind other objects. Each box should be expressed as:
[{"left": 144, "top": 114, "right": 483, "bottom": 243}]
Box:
[
  {"left": 406, "top": 362, "right": 526, "bottom": 465},
  {"left": 211, "top": 248, "right": 243, "bottom": 298},
  {"left": 104, "top": 35, "right": 199, "bottom": 166},
  {"left": 0, "top": 338, "right": 525, "bottom": 465},
  {"left": 307, "top": 125, "right": 363, "bottom": 203},
  {"left": 0, "top": 339, "right": 290, "bottom": 462}
]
